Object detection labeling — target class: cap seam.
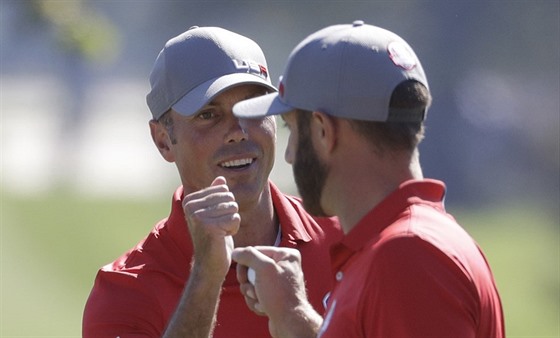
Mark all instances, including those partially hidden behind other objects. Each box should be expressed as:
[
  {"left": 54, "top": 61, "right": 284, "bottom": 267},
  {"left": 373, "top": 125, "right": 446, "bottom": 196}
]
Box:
[{"left": 335, "top": 34, "right": 351, "bottom": 116}]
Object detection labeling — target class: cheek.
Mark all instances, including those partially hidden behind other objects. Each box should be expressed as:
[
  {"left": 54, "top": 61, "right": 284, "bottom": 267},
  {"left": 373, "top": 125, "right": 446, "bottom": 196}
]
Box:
[
  {"left": 263, "top": 116, "right": 277, "bottom": 138},
  {"left": 285, "top": 132, "right": 297, "bottom": 164},
  {"left": 261, "top": 118, "right": 277, "bottom": 162},
  {"left": 173, "top": 130, "right": 212, "bottom": 170},
  {"left": 247, "top": 117, "right": 277, "bottom": 145},
  {"left": 252, "top": 118, "right": 277, "bottom": 173}
]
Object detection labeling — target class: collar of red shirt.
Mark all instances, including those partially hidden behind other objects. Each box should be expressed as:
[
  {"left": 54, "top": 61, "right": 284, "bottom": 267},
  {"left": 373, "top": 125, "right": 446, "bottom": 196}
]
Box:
[
  {"left": 330, "top": 179, "right": 447, "bottom": 270},
  {"left": 164, "top": 180, "right": 314, "bottom": 252},
  {"left": 162, "top": 181, "right": 317, "bottom": 287}
]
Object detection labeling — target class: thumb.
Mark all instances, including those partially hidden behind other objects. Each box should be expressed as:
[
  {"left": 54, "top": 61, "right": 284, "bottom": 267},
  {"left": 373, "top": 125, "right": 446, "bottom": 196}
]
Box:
[
  {"left": 211, "top": 176, "right": 227, "bottom": 187},
  {"left": 232, "top": 247, "right": 269, "bottom": 268},
  {"left": 233, "top": 247, "right": 274, "bottom": 286}
]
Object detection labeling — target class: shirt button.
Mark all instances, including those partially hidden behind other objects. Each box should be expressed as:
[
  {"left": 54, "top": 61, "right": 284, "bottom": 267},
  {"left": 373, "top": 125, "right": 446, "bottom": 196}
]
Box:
[{"left": 336, "top": 271, "right": 343, "bottom": 281}]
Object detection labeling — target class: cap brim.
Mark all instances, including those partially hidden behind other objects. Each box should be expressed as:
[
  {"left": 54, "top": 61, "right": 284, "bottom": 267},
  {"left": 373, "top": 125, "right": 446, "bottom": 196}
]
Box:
[
  {"left": 233, "top": 92, "right": 294, "bottom": 119},
  {"left": 172, "top": 73, "right": 276, "bottom": 116}
]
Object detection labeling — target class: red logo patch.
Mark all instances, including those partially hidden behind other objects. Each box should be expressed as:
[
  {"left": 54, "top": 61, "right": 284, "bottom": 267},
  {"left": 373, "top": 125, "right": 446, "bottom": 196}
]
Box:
[
  {"left": 388, "top": 41, "right": 417, "bottom": 70},
  {"left": 279, "top": 82, "right": 285, "bottom": 97},
  {"left": 259, "top": 65, "right": 268, "bottom": 79}
]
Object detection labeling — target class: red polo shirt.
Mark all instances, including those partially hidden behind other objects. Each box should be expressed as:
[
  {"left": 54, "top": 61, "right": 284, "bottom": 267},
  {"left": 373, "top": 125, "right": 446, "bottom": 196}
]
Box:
[
  {"left": 319, "top": 179, "right": 504, "bottom": 338},
  {"left": 83, "top": 182, "right": 341, "bottom": 338}
]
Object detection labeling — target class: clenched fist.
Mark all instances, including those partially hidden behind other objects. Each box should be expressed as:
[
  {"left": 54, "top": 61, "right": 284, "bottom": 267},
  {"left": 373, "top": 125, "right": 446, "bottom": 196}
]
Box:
[{"left": 183, "top": 176, "right": 240, "bottom": 278}]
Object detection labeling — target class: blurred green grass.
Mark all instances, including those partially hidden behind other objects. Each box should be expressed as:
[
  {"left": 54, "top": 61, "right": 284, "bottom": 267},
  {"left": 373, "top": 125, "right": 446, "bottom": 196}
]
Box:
[{"left": 1, "top": 190, "right": 558, "bottom": 337}]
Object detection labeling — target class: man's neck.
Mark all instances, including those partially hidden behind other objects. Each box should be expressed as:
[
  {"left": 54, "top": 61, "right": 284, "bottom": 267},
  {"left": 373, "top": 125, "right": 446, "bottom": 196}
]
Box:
[
  {"left": 327, "top": 149, "right": 423, "bottom": 234},
  {"left": 234, "top": 190, "right": 279, "bottom": 248}
]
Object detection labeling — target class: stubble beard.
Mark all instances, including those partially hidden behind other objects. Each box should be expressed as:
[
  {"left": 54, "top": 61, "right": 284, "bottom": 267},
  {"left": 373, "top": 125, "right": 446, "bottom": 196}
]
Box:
[{"left": 293, "top": 119, "right": 329, "bottom": 217}]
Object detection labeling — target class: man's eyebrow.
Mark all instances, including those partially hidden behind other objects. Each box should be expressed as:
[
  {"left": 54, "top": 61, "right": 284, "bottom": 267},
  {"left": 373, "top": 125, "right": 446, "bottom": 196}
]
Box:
[
  {"left": 245, "top": 89, "right": 268, "bottom": 100},
  {"left": 194, "top": 100, "right": 219, "bottom": 115},
  {"left": 203, "top": 100, "right": 218, "bottom": 107}
]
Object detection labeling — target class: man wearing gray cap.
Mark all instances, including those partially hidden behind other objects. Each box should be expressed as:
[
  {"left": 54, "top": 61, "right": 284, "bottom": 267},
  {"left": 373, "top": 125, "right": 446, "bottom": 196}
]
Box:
[
  {"left": 82, "top": 26, "right": 341, "bottom": 338},
  {"left": 232, "top": 21, "right": 505, "bottom": 337}
]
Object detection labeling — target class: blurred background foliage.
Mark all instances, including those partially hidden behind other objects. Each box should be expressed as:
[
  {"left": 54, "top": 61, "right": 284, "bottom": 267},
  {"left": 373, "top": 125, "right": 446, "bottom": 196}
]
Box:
[
  {"left": 1, "top": 0, "right": 558, "bottom": 337},
  {"left": 23, "top": 0, "right": 119, "bottom": 63}
]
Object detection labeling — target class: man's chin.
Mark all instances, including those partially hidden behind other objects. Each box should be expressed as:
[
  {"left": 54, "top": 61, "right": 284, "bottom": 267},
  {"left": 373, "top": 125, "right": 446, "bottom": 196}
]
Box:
[{"left": 230, "top": 180, "right": 268, "bottom": 208}]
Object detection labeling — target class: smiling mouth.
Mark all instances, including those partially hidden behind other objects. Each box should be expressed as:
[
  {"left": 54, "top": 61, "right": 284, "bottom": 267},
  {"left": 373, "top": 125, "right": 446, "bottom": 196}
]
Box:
[{"left": 219, "top": 158, "right": 255, "bottom": 169}]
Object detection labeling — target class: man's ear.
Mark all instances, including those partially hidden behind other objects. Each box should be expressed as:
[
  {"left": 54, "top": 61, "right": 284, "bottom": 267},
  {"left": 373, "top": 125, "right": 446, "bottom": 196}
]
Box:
[
  {"left": 149, "top": 120, "right": 175, "bottom": 163},
  {"left": 310, "top": 111, "right": 338, "bottom": 155}
]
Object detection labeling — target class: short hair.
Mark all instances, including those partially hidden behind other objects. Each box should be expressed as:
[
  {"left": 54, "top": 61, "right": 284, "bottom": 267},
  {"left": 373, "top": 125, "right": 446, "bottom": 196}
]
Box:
[
  {"left": 156, "top": 109, "right": 177, "bottom": 145},
  {"left": 348, "top": 80, "right": 431, "bottom": 152}
]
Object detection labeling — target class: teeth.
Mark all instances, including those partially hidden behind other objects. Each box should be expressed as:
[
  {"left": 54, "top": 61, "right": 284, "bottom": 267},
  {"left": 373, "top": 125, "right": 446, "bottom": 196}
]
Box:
[{"left": 221, "top": 158, "right": 253, "bottom": 168}]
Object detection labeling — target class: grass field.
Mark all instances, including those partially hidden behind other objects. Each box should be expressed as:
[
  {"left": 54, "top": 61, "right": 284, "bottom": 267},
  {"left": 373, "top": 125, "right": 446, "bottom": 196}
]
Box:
[{"left": 1, "top": 189, "right": 558, "bottom": 337}]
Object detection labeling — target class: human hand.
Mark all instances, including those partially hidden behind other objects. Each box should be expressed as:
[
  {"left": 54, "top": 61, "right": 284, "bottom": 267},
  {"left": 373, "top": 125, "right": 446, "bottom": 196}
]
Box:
[
  {"left": 183, "top": 176, "right": 240, "bottom": 278},
  {"left": 233, "top": 247, "right": 322, "bottom": 337}
]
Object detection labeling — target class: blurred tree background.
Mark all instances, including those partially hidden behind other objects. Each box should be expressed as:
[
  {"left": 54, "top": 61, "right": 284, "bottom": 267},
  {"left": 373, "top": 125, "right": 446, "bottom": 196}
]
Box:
[{"left": 1, "top": 0, "right": 558, "bottom": 336}]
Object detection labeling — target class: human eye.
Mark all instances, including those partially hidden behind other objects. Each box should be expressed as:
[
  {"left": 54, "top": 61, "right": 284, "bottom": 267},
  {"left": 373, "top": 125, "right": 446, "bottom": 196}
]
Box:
[{"left": 196, "top": 109, "right": 218, "bottom": 121}]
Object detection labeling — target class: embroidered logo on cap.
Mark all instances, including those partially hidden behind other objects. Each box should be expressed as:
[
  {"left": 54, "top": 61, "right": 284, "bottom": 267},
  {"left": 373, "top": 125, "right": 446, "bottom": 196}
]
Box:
[
  {"left": 279, "top": 80, "right": 285, "bottom": 98},
  {"left": 233, "top": 59, "right": 268, "bottom": 79},
  {"left": 388, "top": 41, "right": 417, "bottom": 70}
]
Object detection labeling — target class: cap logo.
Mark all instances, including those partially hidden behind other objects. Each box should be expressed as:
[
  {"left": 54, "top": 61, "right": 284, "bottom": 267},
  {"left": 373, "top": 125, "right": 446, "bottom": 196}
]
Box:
[
  {"left": 388, "top": 41, "right": 417, "bottom": 70},
  {"left": 279, "top": 81, "right": 285, "bottom": 98},
  {"left": 233, "top": 59, "right": 268, "bottom": 79}
]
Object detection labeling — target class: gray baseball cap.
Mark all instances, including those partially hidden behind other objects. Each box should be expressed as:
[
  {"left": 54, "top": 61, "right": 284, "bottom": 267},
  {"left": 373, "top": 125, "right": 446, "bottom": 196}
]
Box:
[
  {"left": 233, "top": 21, "right": 429, "bottom": 122},
  {"left": 147, "top": 26, "right": 276, "bottom": 120}
]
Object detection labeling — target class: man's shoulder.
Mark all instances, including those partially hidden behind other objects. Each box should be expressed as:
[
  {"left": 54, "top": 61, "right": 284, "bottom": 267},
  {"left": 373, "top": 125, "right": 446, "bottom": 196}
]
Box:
[{"left": 98, "top": 214, "right": 191, "bottom": 278}]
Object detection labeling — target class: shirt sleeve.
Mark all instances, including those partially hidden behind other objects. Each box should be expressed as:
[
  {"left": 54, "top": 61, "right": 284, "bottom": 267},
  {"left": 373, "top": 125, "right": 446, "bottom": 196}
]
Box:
[
  {"left": 83, "top": 269, "right": 165, "bottom": 338},
  {"left": 360, "top": 236, "right": 479, "bottom": 338}
]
